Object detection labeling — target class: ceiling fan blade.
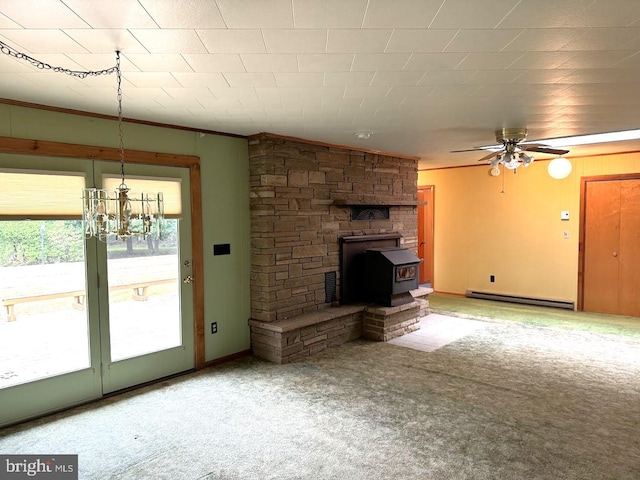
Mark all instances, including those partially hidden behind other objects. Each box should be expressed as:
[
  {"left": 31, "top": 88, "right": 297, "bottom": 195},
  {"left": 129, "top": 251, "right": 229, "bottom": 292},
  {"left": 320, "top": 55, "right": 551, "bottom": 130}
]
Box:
[
  {"left": 522, "top": 145, "right": 569, "bottom": 155},
  {"left": 450, "top": 147, "right": 487, "bottom": 153},
  {"left": 477, "top": 150, "right": 500, "bottom": 162}
]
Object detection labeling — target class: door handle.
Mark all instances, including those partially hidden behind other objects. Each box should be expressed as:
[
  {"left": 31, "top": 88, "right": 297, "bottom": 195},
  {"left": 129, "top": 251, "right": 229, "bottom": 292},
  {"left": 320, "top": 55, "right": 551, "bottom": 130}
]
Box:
[
  {"left": 183, "top": 275, "right": 194, "bottom": 284},
  {"left": 613, "top": 252, "right": 618, "bottom": 257},
  {"left": 183, "top": 260, "right": 191, "bottom": 267},
  {"left": 419, "top": 241, "right": 425, "bottom": 246}
]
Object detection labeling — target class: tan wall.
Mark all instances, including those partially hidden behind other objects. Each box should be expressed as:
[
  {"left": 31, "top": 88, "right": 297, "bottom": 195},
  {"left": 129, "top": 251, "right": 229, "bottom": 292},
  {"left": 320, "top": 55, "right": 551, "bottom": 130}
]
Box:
[{"left": 418, "top": 153, "right": 640, "bottom": 304}]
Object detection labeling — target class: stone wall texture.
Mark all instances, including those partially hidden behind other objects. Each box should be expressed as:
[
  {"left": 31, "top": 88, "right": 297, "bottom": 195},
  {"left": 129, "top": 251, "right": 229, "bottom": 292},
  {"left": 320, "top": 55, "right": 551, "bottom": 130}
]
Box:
[{"left": 248, "top": 134, "right": 419, "bottom": 322}]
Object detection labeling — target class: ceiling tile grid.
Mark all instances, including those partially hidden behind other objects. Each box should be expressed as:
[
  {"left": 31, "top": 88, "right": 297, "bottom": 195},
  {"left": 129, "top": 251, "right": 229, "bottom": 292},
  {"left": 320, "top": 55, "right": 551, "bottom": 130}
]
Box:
[{"left": 0, "top": 0, "right": 639, "bottom": 167}]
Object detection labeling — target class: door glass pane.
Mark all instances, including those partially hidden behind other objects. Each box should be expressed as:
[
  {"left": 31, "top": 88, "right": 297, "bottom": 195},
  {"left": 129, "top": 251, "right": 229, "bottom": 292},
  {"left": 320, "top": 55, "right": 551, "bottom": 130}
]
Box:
[
  {"left": 107, "top": 219, "right": 181, "bottom": 362},
  {"left": 0, "top": 220, "right": 90, "bottom": 389}
]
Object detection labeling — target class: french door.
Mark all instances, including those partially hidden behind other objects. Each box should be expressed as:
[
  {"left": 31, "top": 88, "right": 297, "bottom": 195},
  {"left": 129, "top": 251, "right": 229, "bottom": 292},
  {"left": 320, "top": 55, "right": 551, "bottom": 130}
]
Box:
[{"left": 0, "top": 155, "right": 194, "bottom": 426}]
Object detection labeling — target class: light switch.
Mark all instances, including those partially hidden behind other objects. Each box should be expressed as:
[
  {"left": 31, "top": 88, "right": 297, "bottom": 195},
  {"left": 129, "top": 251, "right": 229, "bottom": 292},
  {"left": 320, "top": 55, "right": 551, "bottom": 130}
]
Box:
[{"left": 561, "top": 210, "right": 570, "bottom": 220}]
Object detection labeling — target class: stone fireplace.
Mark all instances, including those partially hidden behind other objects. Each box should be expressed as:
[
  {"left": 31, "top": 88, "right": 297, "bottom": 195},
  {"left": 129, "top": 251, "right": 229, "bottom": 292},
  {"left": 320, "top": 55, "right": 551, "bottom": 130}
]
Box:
[{"left": 247, "top": 133, "right": 430, "bottom": 363}]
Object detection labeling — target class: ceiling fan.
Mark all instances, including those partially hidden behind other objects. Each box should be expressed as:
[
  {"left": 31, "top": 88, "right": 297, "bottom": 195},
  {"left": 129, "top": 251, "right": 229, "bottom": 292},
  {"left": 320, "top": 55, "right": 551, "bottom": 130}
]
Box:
[{"left": 451, "top": 128, "right": 570, "bottom": 171}]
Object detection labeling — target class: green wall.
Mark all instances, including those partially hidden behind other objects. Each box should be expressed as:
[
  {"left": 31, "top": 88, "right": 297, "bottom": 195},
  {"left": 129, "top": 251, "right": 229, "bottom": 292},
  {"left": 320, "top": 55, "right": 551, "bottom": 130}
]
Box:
[{"left": 0, "top": 103, "right": 251, "bottom": 362}]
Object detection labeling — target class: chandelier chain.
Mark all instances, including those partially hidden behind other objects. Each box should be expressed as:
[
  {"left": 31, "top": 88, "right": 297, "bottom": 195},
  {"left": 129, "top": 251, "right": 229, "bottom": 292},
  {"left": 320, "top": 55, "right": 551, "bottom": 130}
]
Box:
[
  {"left": 115, "top": 51, "right": 126, "bottom": 186},
  {"left": 0, "top": 40, "right": 118, "bottom": 78}
]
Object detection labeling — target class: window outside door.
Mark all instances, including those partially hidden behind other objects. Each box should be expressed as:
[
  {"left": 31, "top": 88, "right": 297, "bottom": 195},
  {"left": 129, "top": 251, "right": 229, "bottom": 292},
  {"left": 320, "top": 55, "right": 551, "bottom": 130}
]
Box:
[{"left": 0, "top": 156, "right": 194, "bottom": 426}]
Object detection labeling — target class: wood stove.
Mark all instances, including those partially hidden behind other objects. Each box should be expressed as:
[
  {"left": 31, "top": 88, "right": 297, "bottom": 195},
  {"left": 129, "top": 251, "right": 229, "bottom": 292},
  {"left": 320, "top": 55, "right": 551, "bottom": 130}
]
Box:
[{"left": 364, "top": 247, "right": 422, "bottom": 307}]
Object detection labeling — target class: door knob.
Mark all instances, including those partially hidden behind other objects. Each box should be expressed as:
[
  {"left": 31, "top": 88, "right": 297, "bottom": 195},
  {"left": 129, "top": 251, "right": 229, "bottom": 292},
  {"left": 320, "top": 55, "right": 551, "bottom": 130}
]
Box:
[
  {"left": 613, "top": 252, "right": 618, "bottom": 257},
  {"left": 419, "top": 241, "right": 425, "bottom": 246},
  {"left": 183, "top": 275, "right": 194, "bottom": 284}
]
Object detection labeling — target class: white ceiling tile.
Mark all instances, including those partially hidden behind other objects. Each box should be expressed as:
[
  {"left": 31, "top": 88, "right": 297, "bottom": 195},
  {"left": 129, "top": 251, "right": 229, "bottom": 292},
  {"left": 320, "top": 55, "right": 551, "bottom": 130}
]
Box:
[
  {"left": 209, "top": 86, "right": 258, "bottom": 100},
  {"left": 430, "top": 0, "right": 520, "bottom": 28},
  {"left": 501, "top": 28, "right": 585, "bottom": 52},
  {"left": 298, "top": 54, "right": 353, "bottom": 72},
  {"left": 274, "top": 72, "right": 324, "bottom": 86},
  {"left": 183, "top": 54, "right": 245, "bottom": 72},
  {"left": 0, "top": 53, "right": 41, "bottom": 73},
  {"left": 172, "top": 72, "right": 229, "bottom": 88},
  {"left": 351, "top": 53, "right": 411, "bottom": 71},
  {"left": 559, "top": 27, "right": 640, "bottom": 51},
  {"left": 327, "top": 29, "right": 392, "bottom": 53},
  {"left": 1, "top": 52, "right": 86, "bottom": 73},
  {"left": 521, "top": 84, "right": 585, "bottom": 98},
  {"left": 139, "top": 0, "right": 226, "bottom": 28},
  {"left": 0, "top": 29, "right": 88, "bottom": 54},
  {"left": 343, "top": 85, "right": 390, "bottom": 99},
  {"left": 444, "top": 29, "right": 524, "bottom": 52},
  {"left": 301, "top": 86, "right": 345, "bottom": 99},
  {"left": 569, "top": 0, "right": 640, "bottom": 27},
  {"left": 509, "top": 69, "right": 574, "bottom": 84},
  {"left": 123, "top": 72, "right": 182, "bottom": 88},
  {"left": 152, "top": 96, "right": 205, "bottom": 109},
  {"left": 263, "top": 30, "right": 326, "bottom": 53},
  {"left": 292, "top": 0, "right": 367, "bottom": 28},
  {"left": 498, "top": 0, "right": 594, "bottom": 28},
  {"left": 63, "top": 29, "right": 147, "bottom": 54},
  {"left": 17, "top": 71, "right": 84, "bottom": 88},
  {"left": 427, "top": 84, "right": 482, "bottom": 97},
  {"left": 386, "top": 85, "right": 436, "bottom": 98},
  {"left": 255, "top": 86, "right": 300, "bottom": 100},
  {"left": 418, "top": 70, "right": 475, "bottom": 85},
  {"left": 65, "top": 53, "right": 139, "bottom": 74},
  {"left": 62, "top": 0, "right": 158, "bottom": 28},
  {"left": 323, "top": 72, "right": 374, "bottom": 86},
  {"left": 223, "top": 72, "right": 276, "bottom": 87},
  {"left": 129, "top": 29, "right": 207, "bottom": 54},
  {"left": 613, "top": 51, "right": 640, "bottom": 68},
  {"left": 0, "top": 13, "right": 21, "bottom": 28},
  {"left": 162, "top": 87, "right": 215, "bottom": 100},
  {"left": 371, "top": 71, "right": 425, "bottom": 86},
  {"left": 0, "top": 0, "right": 88, "bottom": 28},
  {"left": 506, "top": 52, "right": 577, "bottom": 70},
  {"left": 464, "top": 69, "right": 524, "bottom": 84},
  {"left": 124, "top": 54, "right": 193, "bottom": 72},
  {"left": 197, "top": 30, "right": 266, "bottom": 53},
  {"left": 363, "top": 0, "right": 442, "bottom": 28},
  {"left": 195, "top": 96, "right": 243, "bottom": 109},
  {"left": 216, "top": 0, "right": 293, "bottom": 28},
  {"left": 558, "top": 51, "right": 638, "bottom": 69},
  {"left": 559, "top": 69, "right": 639, "bottom": 84},
  {"left": 404, "top": 53, "right": 467, "bottom": 70},
  {"left": 240, "top": 54, "right": 298, "bottom": 72},
  {"left": 455, "top": 52, "right": 524, "bottom": 70},
  {"left": 470, "top": 83, "right": 527, "bottom": 97},
  {"left": 385, "top": 29, "right": 457, "bottom": 53}
]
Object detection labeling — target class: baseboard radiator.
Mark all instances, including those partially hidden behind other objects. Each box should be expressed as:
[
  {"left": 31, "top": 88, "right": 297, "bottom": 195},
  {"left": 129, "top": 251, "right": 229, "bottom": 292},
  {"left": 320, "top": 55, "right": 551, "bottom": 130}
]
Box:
[{"left": 465, "top": 290, "right": 575, "bottom": 310}]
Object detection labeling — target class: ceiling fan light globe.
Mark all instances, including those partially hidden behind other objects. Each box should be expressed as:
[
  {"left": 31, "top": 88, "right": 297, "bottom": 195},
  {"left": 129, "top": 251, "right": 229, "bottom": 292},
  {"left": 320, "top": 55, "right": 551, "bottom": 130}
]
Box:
[{"left": 548, "top": 157, "right": 572, "bottom": 179}]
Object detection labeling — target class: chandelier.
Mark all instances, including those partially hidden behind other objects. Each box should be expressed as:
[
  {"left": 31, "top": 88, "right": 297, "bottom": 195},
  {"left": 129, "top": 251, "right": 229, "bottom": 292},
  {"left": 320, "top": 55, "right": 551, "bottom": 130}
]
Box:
[
  {"left": 0, "top": 41, "right": 164, "bottom": 241},
  {"left": 82, "top": 52, "right": 164, "bottom": 241}
]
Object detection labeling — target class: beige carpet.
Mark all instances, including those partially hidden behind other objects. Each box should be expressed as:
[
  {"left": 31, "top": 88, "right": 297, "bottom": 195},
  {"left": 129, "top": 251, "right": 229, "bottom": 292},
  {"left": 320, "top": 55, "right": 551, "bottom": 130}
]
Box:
[{"left": 2, "top": 307, "right": 639, "bottom": 479}]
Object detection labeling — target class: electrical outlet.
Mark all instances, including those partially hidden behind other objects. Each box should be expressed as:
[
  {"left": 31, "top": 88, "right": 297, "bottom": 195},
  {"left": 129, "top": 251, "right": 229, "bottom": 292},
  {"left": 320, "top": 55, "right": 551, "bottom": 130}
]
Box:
[
  {"left": 563, "top": 231, "right": 570, "bottom": 239},
  {"left": 490, "top": 275, "right": 495, "bottom": 283},
  {"left": 211, "top": 322, "right": 218, "bottom": 334}
]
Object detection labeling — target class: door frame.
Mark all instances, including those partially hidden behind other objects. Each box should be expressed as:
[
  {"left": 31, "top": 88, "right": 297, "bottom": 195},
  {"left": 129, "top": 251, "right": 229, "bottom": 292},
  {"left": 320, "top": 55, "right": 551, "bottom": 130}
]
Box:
[
  {"left": 417, "top": 185, "right": 435, "bottom": 286},
  {"left": 578, "top": 172, "right": 640, "bottom": 311},
  {"left": 0, "top": 135, "right": 205, "bottom": 369}
]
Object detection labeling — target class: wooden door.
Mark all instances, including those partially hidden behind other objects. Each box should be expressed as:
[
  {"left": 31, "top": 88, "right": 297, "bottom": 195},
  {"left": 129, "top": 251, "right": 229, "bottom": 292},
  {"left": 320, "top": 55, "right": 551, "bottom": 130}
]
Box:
[
  {"left": 618, "top": 179, "right": 640, "bottom": 316},
  {"left": 581, "top": 176, "right": 640, "bottom": 316},
  {"left": 417, "top": 186, "right": 434, "bottom": 286}
]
